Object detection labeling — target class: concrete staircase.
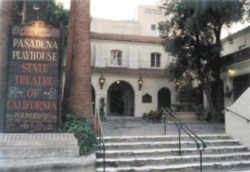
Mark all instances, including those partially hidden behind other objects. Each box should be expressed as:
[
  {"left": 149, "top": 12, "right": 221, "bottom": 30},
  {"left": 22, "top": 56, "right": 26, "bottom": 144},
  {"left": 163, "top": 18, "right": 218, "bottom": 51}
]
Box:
[{"left": 96, "top": 134, "right": 250, "bottom": 172}]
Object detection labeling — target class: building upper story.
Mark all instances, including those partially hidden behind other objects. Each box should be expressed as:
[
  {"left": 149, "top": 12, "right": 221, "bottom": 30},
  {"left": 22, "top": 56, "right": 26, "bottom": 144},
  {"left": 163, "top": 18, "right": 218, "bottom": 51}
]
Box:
[
  {"left": 222, "top": 26, "right": 250, "bottom": 56},
  {"left": 90, "top": 5, "right": 173, "bottom": 71},
  {"left": 91, "top": 5, "right": 165, "bottom": 37}
]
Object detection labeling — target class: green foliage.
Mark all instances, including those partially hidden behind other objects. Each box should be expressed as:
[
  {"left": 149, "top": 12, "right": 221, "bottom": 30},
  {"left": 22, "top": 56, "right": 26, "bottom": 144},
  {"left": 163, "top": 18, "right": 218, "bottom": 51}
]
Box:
[
  {"left": 160, "top": 0, "right": 248, "bottom": 116},
  {"left": 142, "top": 110, "right": 162, "bottom": 122},
  {"left": 60, "top": 114, "right": 98, "bottom": 155},
  {"left": 14, "top": 0, "right": 69, "bottom": 42},
  {"left": 160, "top": 0, "right": 247, "bottom": 83}
]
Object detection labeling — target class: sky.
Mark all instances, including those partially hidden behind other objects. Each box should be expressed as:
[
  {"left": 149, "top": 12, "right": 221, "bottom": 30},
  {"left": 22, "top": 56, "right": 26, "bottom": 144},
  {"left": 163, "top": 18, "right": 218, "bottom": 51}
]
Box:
[
  {"left": 58, "top": 0, "right": 161, "bottom": 20},
  {"left": 58, "top": 0, "right": 249, "bottom": 38}
]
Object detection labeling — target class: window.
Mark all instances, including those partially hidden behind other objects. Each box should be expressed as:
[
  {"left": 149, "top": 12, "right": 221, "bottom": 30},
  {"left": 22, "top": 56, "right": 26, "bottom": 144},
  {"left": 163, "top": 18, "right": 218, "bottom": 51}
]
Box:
[
  {"left": 151, "top": 24, "right": 156, "bottom": 31},
  {"left": 142, "top": 94, "right": 152, "bottom": 103},
  {"left": 111, "top": 50, "right": 122, "bottom": 66},
  {"left": 151, "top": 52, "right": 161, "bottom": 68}
]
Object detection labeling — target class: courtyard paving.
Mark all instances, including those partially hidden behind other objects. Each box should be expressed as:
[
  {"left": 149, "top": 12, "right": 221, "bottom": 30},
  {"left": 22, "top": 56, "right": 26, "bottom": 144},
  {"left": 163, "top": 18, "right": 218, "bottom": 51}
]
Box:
[{"left": 102, "top": 117, "right": 225, "bottom": 136}]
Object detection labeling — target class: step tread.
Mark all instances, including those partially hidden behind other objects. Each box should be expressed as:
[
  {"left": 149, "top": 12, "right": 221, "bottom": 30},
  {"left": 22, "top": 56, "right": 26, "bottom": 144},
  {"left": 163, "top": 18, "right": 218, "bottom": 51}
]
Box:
[
  {"left": 96, "top": 152, "right": 250, "bottom": 162},
  {"left": 98, "top": 145, "right": 247, "bottom": 154},
  {"left": 105, "top": 139, "right": 237, "bottom": 146},
  {"left": 96, "top": 160, "right": 250, "bottom": 172},
  {"left": 102, "top": 134, "right": 229, "bottom": 140}
]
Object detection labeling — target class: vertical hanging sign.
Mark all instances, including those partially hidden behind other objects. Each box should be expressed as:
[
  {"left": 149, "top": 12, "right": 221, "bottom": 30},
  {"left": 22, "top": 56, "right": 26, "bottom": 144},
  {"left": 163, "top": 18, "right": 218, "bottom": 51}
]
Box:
[{"left": 5, "top": 21, "right": 62, "bottom": 132}]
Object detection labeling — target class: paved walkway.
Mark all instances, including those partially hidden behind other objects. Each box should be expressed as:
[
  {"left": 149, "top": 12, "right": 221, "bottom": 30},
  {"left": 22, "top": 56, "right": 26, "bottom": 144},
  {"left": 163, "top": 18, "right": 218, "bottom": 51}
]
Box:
[{"left": 102, "top": 117, "right": 225, "bottom": 136}]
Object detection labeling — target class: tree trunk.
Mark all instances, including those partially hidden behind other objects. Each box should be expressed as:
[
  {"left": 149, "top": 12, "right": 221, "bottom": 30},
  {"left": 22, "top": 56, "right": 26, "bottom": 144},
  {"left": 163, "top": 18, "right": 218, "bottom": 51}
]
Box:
[
  {"left": 63, "top": 0, "right": 92, "bottom": 120},
  {"left": 0, "top": 0, "right": 14, "bottom": 132},
  {"left": 204, "top": 82, "right": 216, "bottom": 120},
  {"left": 63, "top": 0, "right": 76, "bottom": 115}
]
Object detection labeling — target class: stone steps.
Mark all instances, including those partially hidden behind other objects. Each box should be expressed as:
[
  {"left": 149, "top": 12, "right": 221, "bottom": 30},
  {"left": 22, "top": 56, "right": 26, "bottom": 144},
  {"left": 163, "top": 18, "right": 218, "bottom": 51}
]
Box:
[
  {"left": 97, "top": 160, "right": 250, "bottom": 172},
  {"left": 102, "top": 134, "right": 231, "bottom": 142},
  {"left": 104, "top": 139, "right": 239, "bottom": 149},
  {"left": 96, "top": 134, "right": 250, "bottom": 172},
  {"left": 96, "top": 152, "right": 250, "bottom": 167},
  {"left": 98, "top": 145, "right": 247, "bottom": 158}
]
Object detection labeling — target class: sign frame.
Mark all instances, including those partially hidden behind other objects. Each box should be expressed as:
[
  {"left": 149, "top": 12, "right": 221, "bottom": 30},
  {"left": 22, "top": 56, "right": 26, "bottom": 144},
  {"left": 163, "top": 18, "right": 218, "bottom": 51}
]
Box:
[{"left": 3, "top": 21, "right": 63, "bottom": 133}]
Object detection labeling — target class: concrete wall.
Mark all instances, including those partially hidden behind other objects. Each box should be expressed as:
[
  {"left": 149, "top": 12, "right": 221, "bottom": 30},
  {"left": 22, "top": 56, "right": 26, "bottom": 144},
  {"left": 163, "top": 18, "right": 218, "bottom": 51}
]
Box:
[
  {"left": 225, "top": 88, "right": 250, "bottom": 149},
  {"left": 91, "top": 73, "right": 176, "bottom": 117}
]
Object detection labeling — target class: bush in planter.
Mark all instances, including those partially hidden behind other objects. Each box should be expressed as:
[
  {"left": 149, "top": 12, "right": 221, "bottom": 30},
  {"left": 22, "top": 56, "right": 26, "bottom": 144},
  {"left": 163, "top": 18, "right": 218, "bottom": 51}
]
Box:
[
  {"left": 142, "top": 110, "right": 162, "bottom": 122},
  {"left": 60, "top": 114, "right": 98, "bottom": 155}
]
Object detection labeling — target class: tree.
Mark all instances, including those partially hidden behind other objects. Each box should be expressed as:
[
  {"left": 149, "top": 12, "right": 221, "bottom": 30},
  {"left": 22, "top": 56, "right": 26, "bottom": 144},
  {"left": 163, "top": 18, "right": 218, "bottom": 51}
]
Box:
[
  {"left": 159, "top": 0, "right": 249, "bottom": 119},
  {"left": 14, "top": 0, "right": 69, "bottom": 29}
]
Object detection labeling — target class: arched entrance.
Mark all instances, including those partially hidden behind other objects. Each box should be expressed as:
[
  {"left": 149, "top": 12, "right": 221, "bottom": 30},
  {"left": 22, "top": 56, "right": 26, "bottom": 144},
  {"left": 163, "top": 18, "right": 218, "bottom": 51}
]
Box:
[
  {"left": 158, "top": 88, "right": 171, "bottom": 110},
  {"left": 107, "top": 81, "right": 134, "bottom": 116},
  {"left": 92, "top": 86, "right": 95, "bottom": 114}
]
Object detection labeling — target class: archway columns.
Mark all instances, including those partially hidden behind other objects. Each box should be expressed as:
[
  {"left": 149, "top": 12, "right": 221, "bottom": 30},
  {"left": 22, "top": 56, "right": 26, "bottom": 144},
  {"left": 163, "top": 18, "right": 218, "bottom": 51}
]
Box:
[{"left": 91, "top": 74, "right": 177, "bottom": 117}]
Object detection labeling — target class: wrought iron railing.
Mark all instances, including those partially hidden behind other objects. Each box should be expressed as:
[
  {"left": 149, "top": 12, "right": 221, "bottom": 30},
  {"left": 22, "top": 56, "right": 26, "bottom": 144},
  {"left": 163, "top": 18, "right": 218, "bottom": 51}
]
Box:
[
  {"left": 225, "top": 108, "right": 250, "bottom": 123},
  {"left": 95, "top": 110, "right": 106, "bottom": 172},
  {"left": 162, "top": 107, "right": 207, "bottom": 172}
]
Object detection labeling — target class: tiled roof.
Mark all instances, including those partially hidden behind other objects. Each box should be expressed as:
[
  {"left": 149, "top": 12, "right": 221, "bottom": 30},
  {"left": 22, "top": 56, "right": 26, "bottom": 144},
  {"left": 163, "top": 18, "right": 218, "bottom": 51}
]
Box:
[
  {"left": 92, "top": 67, "right": 165, "bottom": 78},
  {"left": 91, "top": 32, "right": 163, "bottom": 44}
]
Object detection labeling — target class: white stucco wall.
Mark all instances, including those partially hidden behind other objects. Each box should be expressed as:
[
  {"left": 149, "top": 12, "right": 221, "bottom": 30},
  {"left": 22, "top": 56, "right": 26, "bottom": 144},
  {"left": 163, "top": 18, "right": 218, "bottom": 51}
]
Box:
[
  {"left": 91, "top": 5, "right": 165, "bottom": 37},
  {"left": 91, "top": 18, "right": 141, "bottom": 35},
  {"left": 136, "top": 5, "right": 165, "bottom": 37},
  {"left": 91, "top": 39, "right": 172, "bottom": 69},
  {"left": 90, "top": 5, "right": 176, "bottom": 118},
  {"left": 91, "top": 73, "right": 176, "bottom": 117},
  {"left": 226, "top": 88, "right": 250, "bottom": 149}
]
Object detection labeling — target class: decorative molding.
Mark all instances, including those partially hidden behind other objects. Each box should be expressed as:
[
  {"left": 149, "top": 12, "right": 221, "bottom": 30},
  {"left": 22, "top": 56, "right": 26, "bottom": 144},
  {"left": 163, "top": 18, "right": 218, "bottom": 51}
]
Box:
[{"left": 91, "top": 32, "right": 163, "bottom": 44}]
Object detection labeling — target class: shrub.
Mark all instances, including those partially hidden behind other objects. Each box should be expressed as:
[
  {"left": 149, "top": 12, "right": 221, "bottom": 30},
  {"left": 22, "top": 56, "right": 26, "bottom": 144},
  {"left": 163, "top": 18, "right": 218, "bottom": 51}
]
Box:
[
  {"left": 142, "top": 110, "right": 162, "bottom": 122},
  {"left": 60, "top": 114, "right": 98, "bottom": 155}
]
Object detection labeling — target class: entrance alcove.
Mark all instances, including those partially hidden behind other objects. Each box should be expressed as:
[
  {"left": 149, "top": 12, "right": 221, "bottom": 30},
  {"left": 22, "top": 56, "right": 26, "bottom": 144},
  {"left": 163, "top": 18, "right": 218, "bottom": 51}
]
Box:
[
  {"left": 107, "top": 81, "right": 134, "bottom": 116},
  {"left": 158, "top": 87, "right": 171, "bottom": 110}
]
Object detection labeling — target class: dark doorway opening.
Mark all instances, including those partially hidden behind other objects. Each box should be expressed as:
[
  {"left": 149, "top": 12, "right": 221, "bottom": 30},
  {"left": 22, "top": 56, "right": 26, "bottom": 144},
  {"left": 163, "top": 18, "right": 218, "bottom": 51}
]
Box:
[
  {"left": 108, "top": 81, "right": 134, "bottom": 116},
  {"left": 233, "top": 74, "right": 250, "bottom": 101},
  {"left": 158, "top": 88, "right": 171, "bottom": 110}
]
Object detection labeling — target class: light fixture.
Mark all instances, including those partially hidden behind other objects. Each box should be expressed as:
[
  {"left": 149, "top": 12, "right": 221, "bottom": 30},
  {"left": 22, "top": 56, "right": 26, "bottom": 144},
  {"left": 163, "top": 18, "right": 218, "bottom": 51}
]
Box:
[
  {"left": 138, "top": 76, "right": 143, "bottom": 91},
  {"left": 228, "top": 69, "right": 236, "bottom": 77},
  {"left": 99, "top": 75, "right": 106, "bottom": 89},
  {"left": 176, "top": 81, "right": 180, "bottom": 86}
]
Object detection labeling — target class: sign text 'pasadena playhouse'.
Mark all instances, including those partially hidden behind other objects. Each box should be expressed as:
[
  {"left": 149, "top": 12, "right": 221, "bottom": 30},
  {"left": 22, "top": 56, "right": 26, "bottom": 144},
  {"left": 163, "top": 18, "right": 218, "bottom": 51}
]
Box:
[
  {"left": 12, "top": 38, "right": 58, "bottom": 62},
  {"left": 5, "top": 21, "right": 62, "bottom": 133}
]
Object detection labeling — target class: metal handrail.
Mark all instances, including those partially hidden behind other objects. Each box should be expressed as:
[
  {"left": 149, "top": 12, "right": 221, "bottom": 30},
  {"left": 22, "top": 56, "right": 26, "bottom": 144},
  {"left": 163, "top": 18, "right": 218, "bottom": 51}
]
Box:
[
  {"left": 162, "top": 107, "right": 207, "bottom": 172},
  {"left": 225, "top": 108, "right": 250, "bottom": 123},
  {"left": 95, "top": 111, "right": 106, "bottom": 172}
]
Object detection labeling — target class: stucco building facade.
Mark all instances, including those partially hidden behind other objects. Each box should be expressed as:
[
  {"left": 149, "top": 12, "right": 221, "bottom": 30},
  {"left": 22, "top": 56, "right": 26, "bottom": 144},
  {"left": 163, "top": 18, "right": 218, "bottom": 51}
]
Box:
[
  {"left": 221, "top": 26, "right": 250, "bottom": 107},
  {"left": 90, "top": 6, "right": 177, "bottom": 117}
]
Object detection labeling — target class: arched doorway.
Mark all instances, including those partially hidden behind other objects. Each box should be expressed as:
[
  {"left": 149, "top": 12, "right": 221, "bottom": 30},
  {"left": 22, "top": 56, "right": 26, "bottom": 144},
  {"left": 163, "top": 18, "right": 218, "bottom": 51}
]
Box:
[
  {"left": 158, "top": 88, "right": 171, "bottom": 110},
  {"left": 92, "top": 86, "right": 95, "bottom": 114},
  {"left": 107, "top": 81, "right": 134, "bottom": 116}
]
